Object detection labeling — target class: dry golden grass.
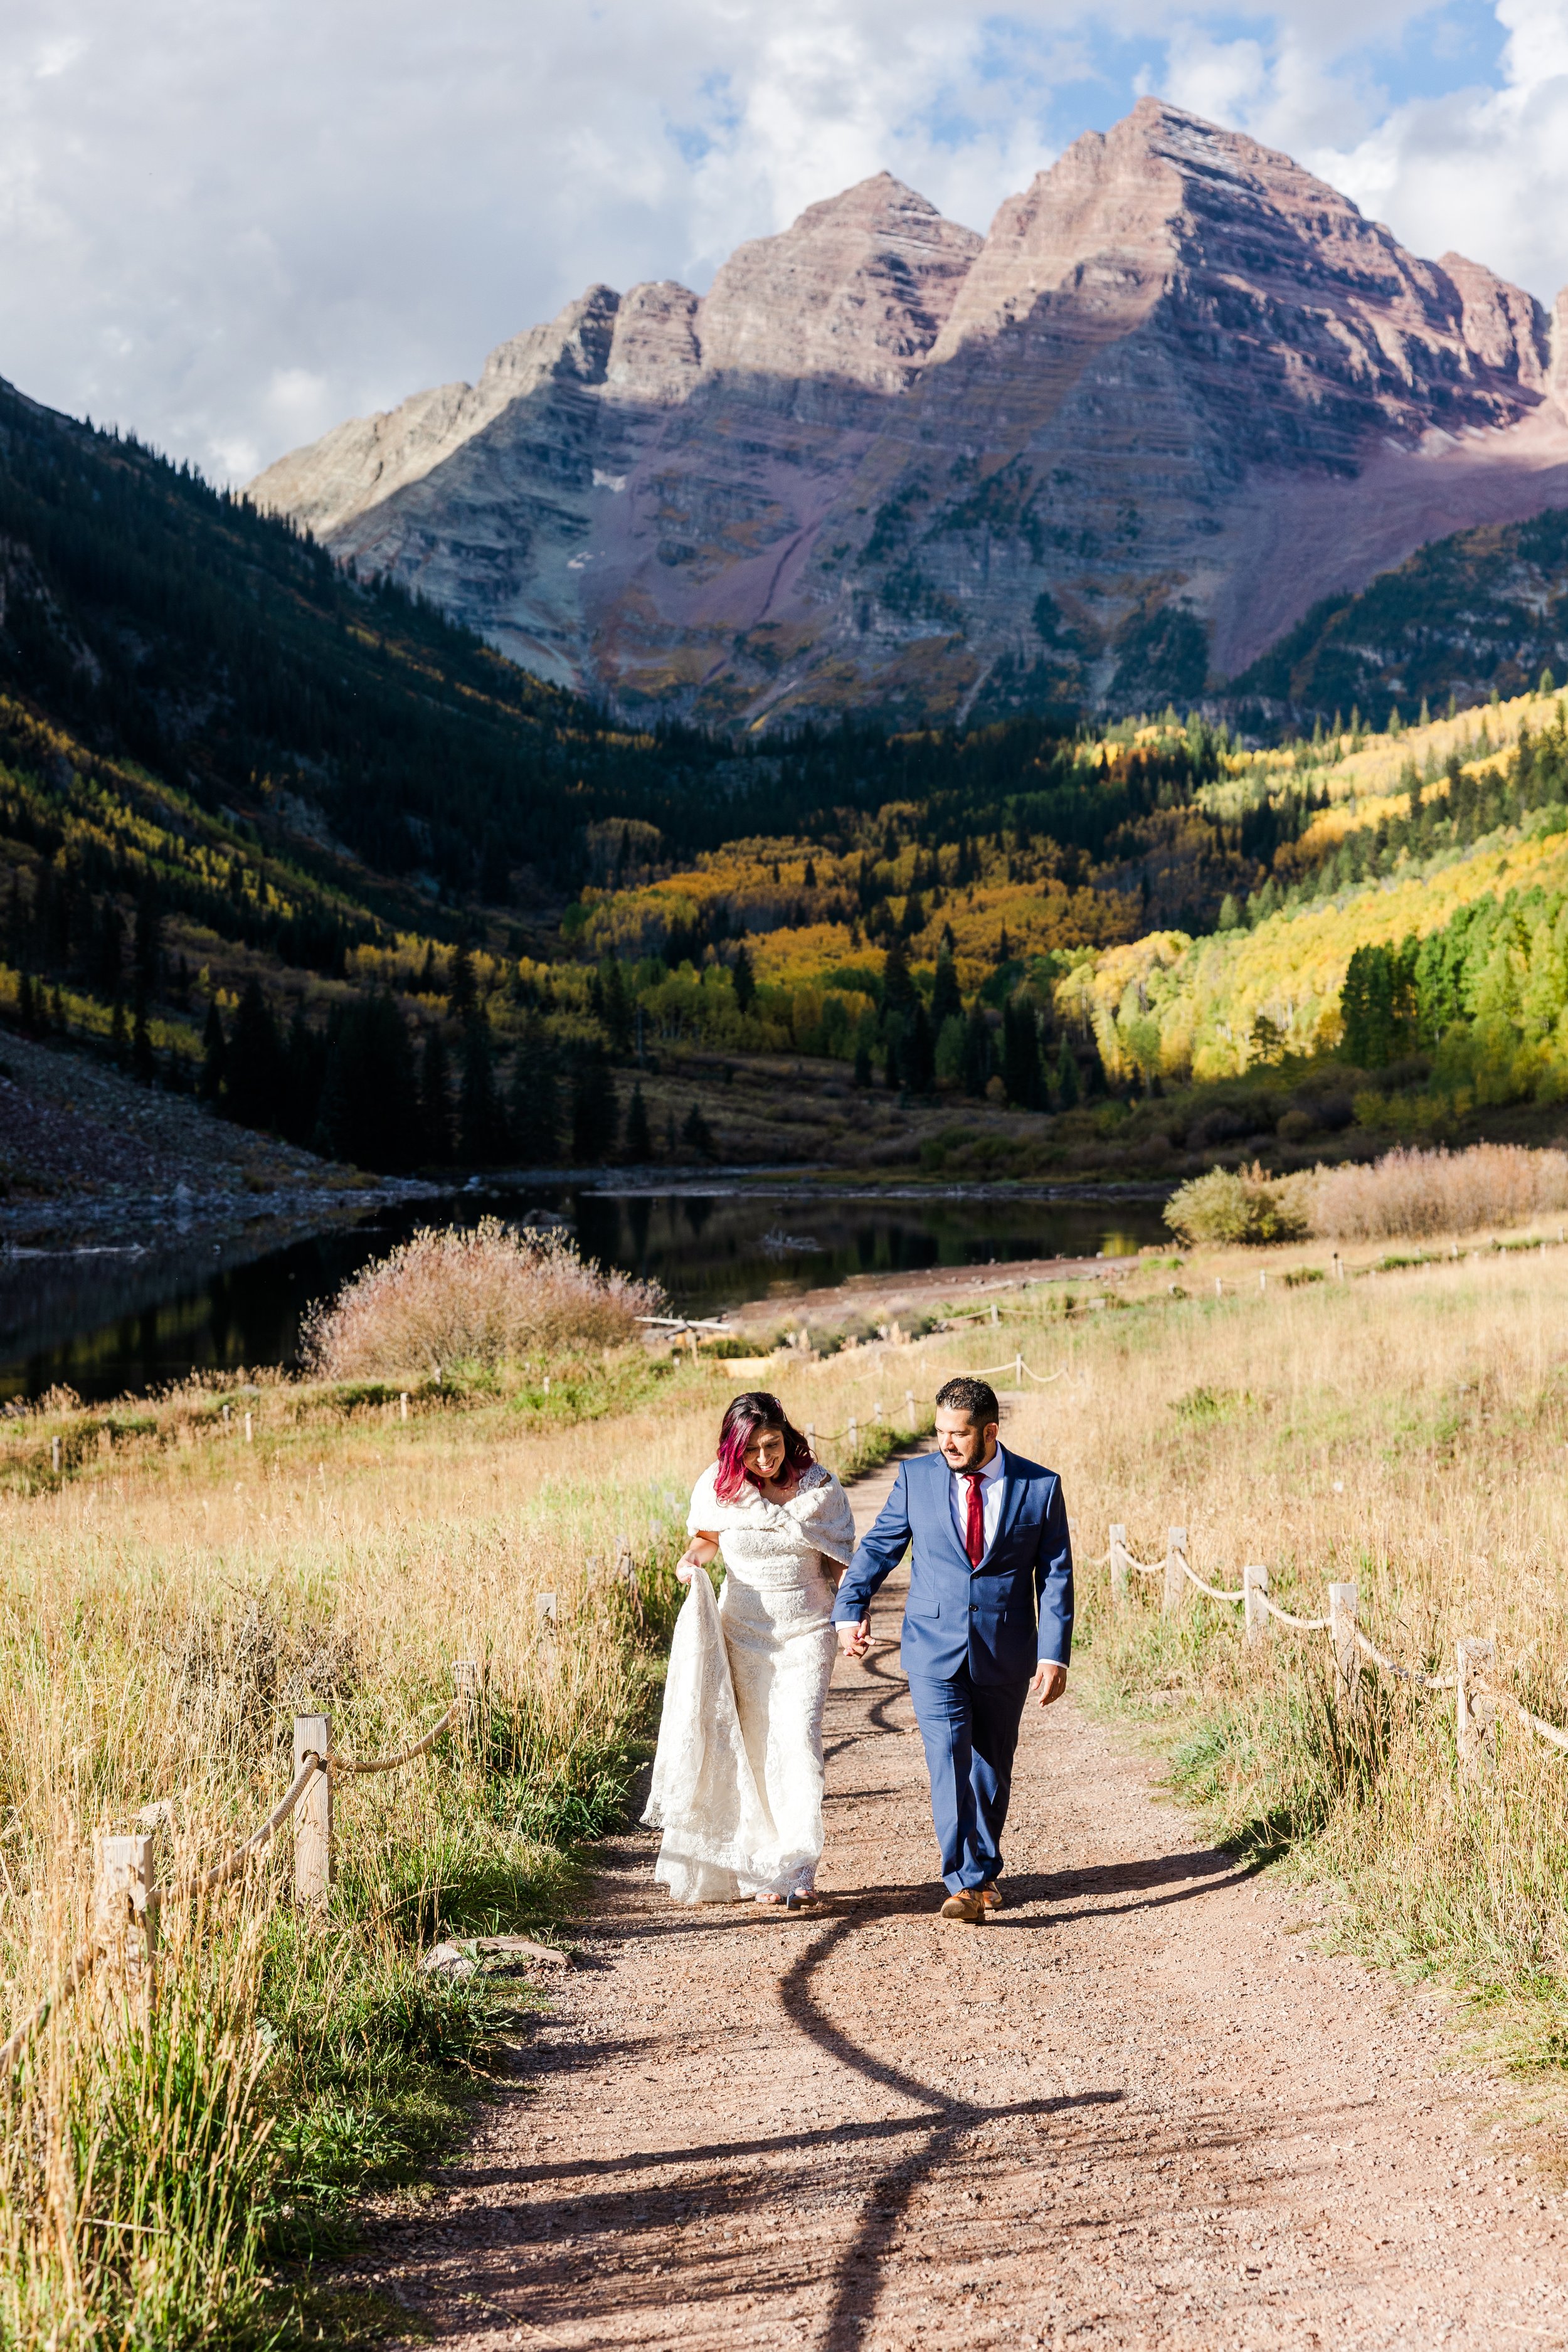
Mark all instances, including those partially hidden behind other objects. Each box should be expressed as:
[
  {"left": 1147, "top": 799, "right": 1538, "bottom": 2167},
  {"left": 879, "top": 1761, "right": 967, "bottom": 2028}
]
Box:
[
  {"left": 997, "top": 1237, "right": 1568, "bottom": 2000},
  {"left": 0, "top": 1341, "right": 920, "bottom": 2343}
]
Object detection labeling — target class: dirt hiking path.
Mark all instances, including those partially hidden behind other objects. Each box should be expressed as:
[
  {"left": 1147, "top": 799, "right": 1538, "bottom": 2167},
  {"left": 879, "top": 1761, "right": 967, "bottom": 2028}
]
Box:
[{"left": 351, "top": 1453, "right": 1568, "bottom": 2350}]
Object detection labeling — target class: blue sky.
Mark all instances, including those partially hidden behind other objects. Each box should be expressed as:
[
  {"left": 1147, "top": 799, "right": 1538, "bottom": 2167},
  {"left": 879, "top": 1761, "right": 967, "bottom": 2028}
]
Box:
[{"left": 0, "top": 0, "right": 1564, "bottom": 482}]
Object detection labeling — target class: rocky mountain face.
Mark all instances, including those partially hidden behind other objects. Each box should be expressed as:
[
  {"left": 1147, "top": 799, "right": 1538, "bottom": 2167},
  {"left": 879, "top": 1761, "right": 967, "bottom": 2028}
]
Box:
[{"left": 252, "top": 100, "right": 1568, "bottom": 728}]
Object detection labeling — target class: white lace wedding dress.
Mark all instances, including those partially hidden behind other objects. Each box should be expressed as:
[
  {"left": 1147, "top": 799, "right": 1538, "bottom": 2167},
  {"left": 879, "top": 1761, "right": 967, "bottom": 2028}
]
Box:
[{"left": 643, "top": 1460, "right": 857, "bottom": 1903}]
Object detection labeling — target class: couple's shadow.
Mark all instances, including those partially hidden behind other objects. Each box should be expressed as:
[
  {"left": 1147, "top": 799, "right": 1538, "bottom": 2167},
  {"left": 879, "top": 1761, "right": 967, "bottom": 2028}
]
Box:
[{"left": 824, "top": 1838, "right": 1256, "bottom": 1929}]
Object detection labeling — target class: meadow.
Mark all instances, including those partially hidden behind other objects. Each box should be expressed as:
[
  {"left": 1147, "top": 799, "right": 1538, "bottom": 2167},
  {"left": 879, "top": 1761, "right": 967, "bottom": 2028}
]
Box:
[{"left": 5, "top": 1203, "right": 1568, "bottom": 2341}]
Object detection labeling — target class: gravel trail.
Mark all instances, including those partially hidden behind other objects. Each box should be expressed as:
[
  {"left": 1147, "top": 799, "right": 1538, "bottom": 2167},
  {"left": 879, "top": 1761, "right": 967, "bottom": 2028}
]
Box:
[{"left": 352, "top": 1451, "right": 1568, "bottom": 2350}]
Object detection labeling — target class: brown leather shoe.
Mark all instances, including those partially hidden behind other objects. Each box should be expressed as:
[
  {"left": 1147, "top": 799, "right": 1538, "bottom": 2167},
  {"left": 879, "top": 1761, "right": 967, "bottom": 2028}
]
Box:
[
  {"left": 978, "top": 1881, "right": 1004, "bottom": 1912},
  {"left": 939, "top": 1887, "right": 987, "bottom": 1926}
]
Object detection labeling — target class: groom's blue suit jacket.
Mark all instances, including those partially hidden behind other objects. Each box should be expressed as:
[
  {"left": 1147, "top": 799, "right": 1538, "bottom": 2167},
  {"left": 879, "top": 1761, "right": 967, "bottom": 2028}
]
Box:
[{"left": 832, "top": 1446, "right": 1073, "bottom": 1687}]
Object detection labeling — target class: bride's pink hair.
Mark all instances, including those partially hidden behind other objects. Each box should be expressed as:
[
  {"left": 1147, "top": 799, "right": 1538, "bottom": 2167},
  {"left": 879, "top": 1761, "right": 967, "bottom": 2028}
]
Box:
[{"left": 714, "top": 1392, "right": 813, "bottom": 1503}]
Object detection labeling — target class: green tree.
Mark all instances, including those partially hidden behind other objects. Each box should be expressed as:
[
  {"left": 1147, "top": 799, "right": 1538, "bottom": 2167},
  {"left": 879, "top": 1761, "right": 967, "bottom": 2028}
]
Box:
[
  {"left": 931, "top": 946, "right": 962, "bottom": 1029},
  {"left": 906, "top": 1000, "right": 936, "bottom": 1094},
  {"left": 224, "top": 978, "right": 285, "bottom": 1131},
  {"left": 507, "top": 1019, "right": 559, "bottom": 1167},
  {"left": 731, "top": 944, "right": 756, "bottom": 1013},
  {"left": 314, "top": 994, "right": 420, "bottom": 1170},
  {"left": 447, "top": 941, "right": 477, "bottom": 1022},
  {"left": 571, "top": 1046, "right": 619, "bottom": 1163},
  {"left": 622, "top": 1081, "right": 653, "bottom": 1162},
  {"left": 881, "top": 936, "right": 914, "bottom": 1012},
  {"left": 1055, "top": 1036, "right": 1081, "bottom": 1110},
  {"left": 1002, "top": 999, "right": 1043, "bottom": 1108},
  {"left": 961, "top": 1004, "right": 992, "bottom": 1097},
  {"left": 1340, "top": 942, "right": 1417, "bottom": 1069},
  {"left": 420, "top": 1025, "right": 453, "bottom": 1162},
  {"left": 199, "top": 999, "right": 226, "bottom": 1102},
  {"left": 459, "top": 1014, "right": 507, "bottom": 1163},
  {"left": 599, "top": 956, "right": 634, "bottom": 1056},
  {"left": 681, "top": 1099, "right": 716, "bottom": 1157}
]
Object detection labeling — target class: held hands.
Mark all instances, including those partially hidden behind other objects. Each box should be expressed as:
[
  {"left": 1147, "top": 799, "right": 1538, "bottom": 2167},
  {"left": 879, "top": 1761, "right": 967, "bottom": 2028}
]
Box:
[
  {"left": 836, "top": 1618, "right": 871, "bottom": 1660},
  {"left": 1030, "top": 1661, "right": 1069, "bottom": 1708}
]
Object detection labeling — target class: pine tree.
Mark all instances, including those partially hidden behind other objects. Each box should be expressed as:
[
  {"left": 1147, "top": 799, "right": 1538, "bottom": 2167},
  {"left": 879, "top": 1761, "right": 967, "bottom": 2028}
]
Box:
[
  {"left": 961, "top": 1004, "right": 992, "bottom": 1096},
  {"left": 731, "top": 944, "right": 756, "bottom": 1013},
  {"left": 131, "top": 982, "right": 156, "bottom": 1084},
  {"left": 853, "top": 1041, "right": 872, "bottom": 1088},
  {"left": 881, "top": 935, "right": 914, "bottom": 1010},
  {"left": 622, "top": 1081, "right": 653, "bottom": 1162},
  {"left": 225, "top": 979, "right": 285, "bottom": 1131},
  {"left": 199, "top": 1000, "right": 226, "bottom": 1101},
  {"left": 907, "top": 1000, "right": 936, "bottom": 1094},
  {"left": 1002, "top": 999, "right": 1043, "bottom": 1108},
  {"left": 681, "top": 1100, "right": 716, "bottom": 1157},
  {"left": 447, "top": 941, "right": 477, "bottom": 1021},
  {"left": 570, "top": 1046, "right": 618, "bottom": 1163},
  {"left": 313, "top": 994, "right": 421, "bottom": 1171},
  {"left": 420, "top": 1026, "right": 453, "bottom": 1162},
  {"left": 598, "top": 957, "right": 633, "bottom": 1056},
  {"left": 458, "top": 1014, "right": 507, "bottom": 1163},
  {"left": 507, "top": 1017, "right": 559, "bottom": 1167},
  {"left": 1053, "top": 1039, "right": 1081, "bottom": 1110},
  {"left": 109, "top": 992, "right": 130, "bottom": 1067},
  {"left": 931, "top": 947, "right": 962, "bottom": 1029}
]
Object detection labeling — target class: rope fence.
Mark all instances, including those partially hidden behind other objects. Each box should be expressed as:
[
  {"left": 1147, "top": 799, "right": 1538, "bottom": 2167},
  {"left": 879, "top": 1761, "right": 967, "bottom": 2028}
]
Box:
[
  {"left": 1104, "top": 1524, "right": 1564, "bottom": 1775},
  {"left": 0, "top": 1662, "right": 483, "bottom": 2074}
]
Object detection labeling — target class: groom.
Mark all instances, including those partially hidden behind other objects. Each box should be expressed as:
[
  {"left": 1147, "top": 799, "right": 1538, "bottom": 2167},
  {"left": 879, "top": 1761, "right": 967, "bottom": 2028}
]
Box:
[{"left": 833, "top": 1375, "right": 1073, "bottom": 1924}]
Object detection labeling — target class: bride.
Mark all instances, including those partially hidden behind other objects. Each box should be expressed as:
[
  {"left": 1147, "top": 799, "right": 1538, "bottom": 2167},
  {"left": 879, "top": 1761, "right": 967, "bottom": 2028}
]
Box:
[{"left": 644, "top": 1392, "right": 857, "bottom": 1910}]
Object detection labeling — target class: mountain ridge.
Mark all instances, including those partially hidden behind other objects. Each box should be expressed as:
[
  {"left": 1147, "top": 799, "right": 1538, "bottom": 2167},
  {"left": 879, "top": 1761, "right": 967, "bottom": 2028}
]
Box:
[{"left": 251, "top": 98, "right": 1568, "bottom": 733}]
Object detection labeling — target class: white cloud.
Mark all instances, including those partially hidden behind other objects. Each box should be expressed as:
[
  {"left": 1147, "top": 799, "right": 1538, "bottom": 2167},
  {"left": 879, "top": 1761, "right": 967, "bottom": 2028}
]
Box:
[{"left": 0, "top": 0, "right": 1561, "bottom": 485}]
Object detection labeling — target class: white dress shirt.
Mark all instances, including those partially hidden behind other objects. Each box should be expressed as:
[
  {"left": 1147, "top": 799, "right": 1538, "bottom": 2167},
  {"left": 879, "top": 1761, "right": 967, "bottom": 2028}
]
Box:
[{"left": 948, "top": 1442, "right": 1007, "bottom": 1560}]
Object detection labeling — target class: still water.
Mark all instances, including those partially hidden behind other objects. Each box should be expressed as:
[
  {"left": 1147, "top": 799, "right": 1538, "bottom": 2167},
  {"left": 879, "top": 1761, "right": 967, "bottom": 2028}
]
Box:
[{"left": 0, "top": 1185, "right": 1170, "bottom": 1403}]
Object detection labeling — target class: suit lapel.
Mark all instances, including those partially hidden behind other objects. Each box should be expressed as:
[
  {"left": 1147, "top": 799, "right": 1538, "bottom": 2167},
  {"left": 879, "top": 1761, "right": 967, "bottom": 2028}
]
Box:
[
  {"left": 982, "top": 1448, "right": 1027, "bottom": 1565},
  {"left": 918, "top": 1452, "right": 973, "bottom": 1572}
]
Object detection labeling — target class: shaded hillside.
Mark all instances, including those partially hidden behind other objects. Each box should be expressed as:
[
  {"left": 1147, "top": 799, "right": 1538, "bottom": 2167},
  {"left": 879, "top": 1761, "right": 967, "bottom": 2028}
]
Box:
[{"left": 1230, "top": 507, "right": 1568, "bottom": 726}]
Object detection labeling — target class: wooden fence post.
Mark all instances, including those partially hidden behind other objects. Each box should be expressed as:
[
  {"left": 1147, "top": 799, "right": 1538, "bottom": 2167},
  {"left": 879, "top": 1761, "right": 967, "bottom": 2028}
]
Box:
[
  {"left": 95, "top": 1831, "right": 159, "bottom": 1975},
  {"left": 1109, "top": 1525, "right": 1128, "bottom": 1611},
  {"left": 244, "top": 1411, "right": 253, "bottom": 1444},
  {"left": 904, "top": 1391, "right": 915, "bottom": 1429},
  {"left": 400, "top": 1392, "right": 409, "bottom": 1422},
  {"left": 51, "top": 1437, "right": 61, "bottom": 1476},
  {"left": 1242, "top": 1563, "right": 1269, "bottom": 1646},
  {"left": 848, "top": 1416, "right": 858, "bottom": 1454},
  {"left": 1259, "top": 1271, "right": 1266, "bottom": 1295},
  {"left": 1328, "top": 1581, "right": 1360, "bottom": 1707},
  {"left": 874, "top": 1399, "right": 882, "bottom": 1425},
  {"left": 1456, "top": 1638, "right": 1495, "bottom": 1779},
  {"left": 1214, "top": 1278, "right": 1222, "bottom": 1299},
  {"left": 990, "top": 1301, "right": 999, "bottom": 1326},
  {"left": 807, "top": 1423, "right": 817, "bottom": 1457},
  {"left": 1163, "top": 1527, "right": 1188, "bottom": 1616},
  {"left": 536, "top": 1591, "right": 558, "bottom": 1633},
  {"left": 292, "top": 1716, "right": 332, "bottom": 1905}
]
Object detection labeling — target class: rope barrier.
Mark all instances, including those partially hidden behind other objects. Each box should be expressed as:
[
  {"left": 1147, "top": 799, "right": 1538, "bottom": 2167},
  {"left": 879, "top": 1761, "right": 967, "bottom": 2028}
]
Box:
[
  {"left": 1352, "top": 1626, "right": 1458, "bottom": 1691},
  {"left": 329, "top": 1695, "right": 467, "bottom": 1777},
  {"left": 1108, "top": 1520, "right": 1568, "bottom": 1762},
  {"left": 1475, "top": 1677, "right": 1568, "bottom": 1752},
  {"left": 1259, "top": 1594, "right": 1332, "bottom": 1631},
  {"left": 1182, "top": 1560, "right": 1246, "bottom": 1604},
  {"left": 1, "top": 1670, "right": 477, "bottom": 2072}
]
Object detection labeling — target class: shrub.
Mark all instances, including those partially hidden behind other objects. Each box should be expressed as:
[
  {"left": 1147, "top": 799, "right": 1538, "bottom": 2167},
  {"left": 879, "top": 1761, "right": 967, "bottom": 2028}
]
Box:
[
  {"left": 1308, "top": 1143, "right": 1568, "bottom": 1242},
  {"left": 301, "top": 1218, "right": 665, "bottom": 1376},
  {"left": 1163, "top": 1162, "right": 1313, "bottom": 1246}
]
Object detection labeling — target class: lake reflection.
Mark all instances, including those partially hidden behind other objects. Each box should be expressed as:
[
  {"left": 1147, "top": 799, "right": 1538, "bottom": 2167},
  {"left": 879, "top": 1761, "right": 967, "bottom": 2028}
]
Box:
[{"left": 0, "top": 1185, "right": 1170, "bottom": 1403}]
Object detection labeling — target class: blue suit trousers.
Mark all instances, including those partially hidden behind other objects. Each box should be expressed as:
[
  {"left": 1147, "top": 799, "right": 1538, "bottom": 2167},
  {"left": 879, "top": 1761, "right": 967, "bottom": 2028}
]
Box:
[{"left": 906, "top": 1665, "right": 1030, "bottom": 1893}]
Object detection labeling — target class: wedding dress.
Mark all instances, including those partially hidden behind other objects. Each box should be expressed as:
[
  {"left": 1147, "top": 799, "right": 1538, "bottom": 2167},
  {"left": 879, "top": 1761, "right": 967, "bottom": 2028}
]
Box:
[{"left": 644, "top": 1460, "right": 857, "bottom": 1902}]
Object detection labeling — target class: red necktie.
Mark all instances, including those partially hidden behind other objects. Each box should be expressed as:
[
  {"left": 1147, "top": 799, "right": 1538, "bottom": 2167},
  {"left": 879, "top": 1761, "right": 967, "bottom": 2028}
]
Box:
[{"left": 963, "top": 1471, "right": 985, "bottom": 1567}]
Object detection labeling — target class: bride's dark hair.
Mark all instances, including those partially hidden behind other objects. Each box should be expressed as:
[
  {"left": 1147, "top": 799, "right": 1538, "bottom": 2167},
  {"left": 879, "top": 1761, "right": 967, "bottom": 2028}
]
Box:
[{"left": 714, "top": 1391, "right": 813, "bottom": 1502}]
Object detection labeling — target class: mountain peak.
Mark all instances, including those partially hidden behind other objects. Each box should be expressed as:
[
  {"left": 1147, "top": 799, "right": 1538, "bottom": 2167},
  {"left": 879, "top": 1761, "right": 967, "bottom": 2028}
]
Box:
[{"left": 696, "top": 174, "right": 981, "bottom": 392}]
